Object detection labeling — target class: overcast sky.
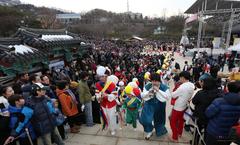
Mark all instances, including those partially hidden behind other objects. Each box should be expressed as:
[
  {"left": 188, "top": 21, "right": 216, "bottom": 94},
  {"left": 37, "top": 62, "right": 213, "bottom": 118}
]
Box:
[{"left": 20, "top": 0, "right": 196, "bottom": 17}]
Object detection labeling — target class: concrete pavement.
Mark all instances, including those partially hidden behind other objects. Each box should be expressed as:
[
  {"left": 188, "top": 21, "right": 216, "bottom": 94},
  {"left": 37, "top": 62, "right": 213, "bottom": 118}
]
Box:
[{"left": 64, "top": 124, "right": 191, "bottom": 145}]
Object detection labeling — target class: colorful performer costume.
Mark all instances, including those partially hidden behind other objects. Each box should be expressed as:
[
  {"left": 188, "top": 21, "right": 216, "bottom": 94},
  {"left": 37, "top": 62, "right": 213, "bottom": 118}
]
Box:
[
  {"left": 122, "top": 87, "right": 141, "bottom": 129},
  {"left": 95, "top": 66, "right": 119, "bottom": 135},
  {"left": 140, "top": 82, "right": 170, "bottom": 138},
  {"left": 116, "top": 81, "right": 127, "bottom": 128}
]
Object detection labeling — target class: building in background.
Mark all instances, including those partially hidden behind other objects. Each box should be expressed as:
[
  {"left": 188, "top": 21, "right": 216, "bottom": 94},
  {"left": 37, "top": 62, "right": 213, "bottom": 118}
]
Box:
[{"left": 56, "top": 13, "right": 81, "bottom": 24}]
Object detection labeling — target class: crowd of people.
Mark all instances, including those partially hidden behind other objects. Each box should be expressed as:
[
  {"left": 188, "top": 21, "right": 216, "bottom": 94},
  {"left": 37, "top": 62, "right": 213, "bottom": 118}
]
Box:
[{"left": 0, "top": 38, "right": 240, "bottom": 145}]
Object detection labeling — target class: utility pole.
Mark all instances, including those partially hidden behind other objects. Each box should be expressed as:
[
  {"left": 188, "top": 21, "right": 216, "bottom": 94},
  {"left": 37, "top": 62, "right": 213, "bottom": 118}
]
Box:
[
  {"left": 127, "top": 0, "right": 130, "bottom": 13},
  {"left": 162, "top": 8, "right": 167, "bottom": 21}
]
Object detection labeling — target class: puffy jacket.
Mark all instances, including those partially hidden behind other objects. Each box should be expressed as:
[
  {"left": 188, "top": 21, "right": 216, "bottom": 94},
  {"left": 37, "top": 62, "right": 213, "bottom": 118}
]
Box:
[
  {"left": 8, "top": 105, "right": 36, "bottom": 139},
  {"left": 25, "top": 95, "right": 57, "bottom": 136},
  {"left": 192, "top": 89, "right": 223, "bottom": 126},
  {"left": 56, "top": 89, "right": 78, "bottom": 117},
  {"left": 206, "top": 93, "right": 240, "bottom": 137}
]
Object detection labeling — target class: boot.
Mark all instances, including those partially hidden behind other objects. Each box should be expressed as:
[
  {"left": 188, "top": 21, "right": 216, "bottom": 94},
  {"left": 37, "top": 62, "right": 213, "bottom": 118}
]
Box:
[{"left": 74, "top": 124, "right": 81, "bottom": 130}]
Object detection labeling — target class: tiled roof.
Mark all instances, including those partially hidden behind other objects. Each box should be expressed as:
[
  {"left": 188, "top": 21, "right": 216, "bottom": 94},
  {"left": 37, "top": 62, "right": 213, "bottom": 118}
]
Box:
[
  {"left": 14, "top": 27, "right": 86, "bottom": 49},
  {"left": 0, "top": 27, "right": 92, "bottom": 77}
]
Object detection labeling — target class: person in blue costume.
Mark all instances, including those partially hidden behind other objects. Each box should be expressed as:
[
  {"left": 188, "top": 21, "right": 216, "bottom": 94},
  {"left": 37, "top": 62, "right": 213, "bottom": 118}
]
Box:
[{"left": 140, "top": 73, "right": 171, "bottom": 140}]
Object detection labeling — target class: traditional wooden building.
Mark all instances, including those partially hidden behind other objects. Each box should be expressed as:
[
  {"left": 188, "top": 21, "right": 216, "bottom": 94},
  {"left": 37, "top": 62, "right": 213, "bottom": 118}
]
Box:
[{"left": 0, "top": 27, "right": 92, "bottom": 85}]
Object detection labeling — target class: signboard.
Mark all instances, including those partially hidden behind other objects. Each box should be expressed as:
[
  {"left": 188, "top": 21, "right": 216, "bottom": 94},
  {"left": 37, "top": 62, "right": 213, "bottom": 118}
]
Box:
[
  {"left": 49, "top": 60, "right": 65, "bottom": 70},
  {"left": 213, "top": 37, "right": 221, "bottom": 49},
  {"left": 234, "top": 38, "right": 240, "bottom": 46}
]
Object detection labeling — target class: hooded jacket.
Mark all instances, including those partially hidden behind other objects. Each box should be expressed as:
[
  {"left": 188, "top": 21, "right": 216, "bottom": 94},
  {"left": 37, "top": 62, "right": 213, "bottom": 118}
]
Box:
[
  {"left": 8, "top": 105, "right": 36, "bottom": 139},
  {"left": 206, "top": 92, "right": 240, "bottom": 137}
]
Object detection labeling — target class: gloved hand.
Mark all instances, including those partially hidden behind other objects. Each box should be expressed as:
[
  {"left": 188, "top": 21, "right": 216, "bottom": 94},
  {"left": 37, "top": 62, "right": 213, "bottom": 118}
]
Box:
[
  {"left": 95, "top": 93, "right": 101, "bottom": 99},
  {"left": 116, "top": 99, "right": 121, "bottom": 105},
  {"left": 108, "top": 94, "right": 116, "bottom": 102},
  {"left": 81, "top": 105, "right": 85, "bottom": 112},
  {"left": 91, "top": 96, "right": 96, "bottom": 101}
]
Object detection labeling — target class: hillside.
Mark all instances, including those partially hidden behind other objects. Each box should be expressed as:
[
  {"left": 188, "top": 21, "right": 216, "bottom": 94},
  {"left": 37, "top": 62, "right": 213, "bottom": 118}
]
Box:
[{"left": 0, "top": 4, "right": 188, "bottom": 40}]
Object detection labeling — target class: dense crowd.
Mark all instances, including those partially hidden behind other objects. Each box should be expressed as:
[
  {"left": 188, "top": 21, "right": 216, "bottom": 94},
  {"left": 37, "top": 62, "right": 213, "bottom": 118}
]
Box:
[{"left": 0, "top": 38, "right": 240, "bottom": 145}]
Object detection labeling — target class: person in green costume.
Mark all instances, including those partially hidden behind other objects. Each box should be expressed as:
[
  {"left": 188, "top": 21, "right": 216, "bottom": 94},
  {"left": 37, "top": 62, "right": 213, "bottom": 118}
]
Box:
[{"left": 122, "top": 85, "right": 141, "bottom": 130}]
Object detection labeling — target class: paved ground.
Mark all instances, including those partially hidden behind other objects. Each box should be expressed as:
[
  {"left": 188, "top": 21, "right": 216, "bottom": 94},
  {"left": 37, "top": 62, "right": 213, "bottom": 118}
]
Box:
[
  {"left": 64, "top": 124, "right": 191, "bottom": 145},
  {"left": 64, "top": 53, "right": 193, "bottom": 145}
]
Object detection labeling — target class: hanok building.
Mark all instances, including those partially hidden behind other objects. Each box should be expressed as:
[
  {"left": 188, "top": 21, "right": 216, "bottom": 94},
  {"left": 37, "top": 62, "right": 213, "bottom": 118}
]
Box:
[
  {"left": 0, "top": 27, "right": 92, "bottom": 85},
  {"left": 184, "top": 0, "right": 240, "bottom": 48}
]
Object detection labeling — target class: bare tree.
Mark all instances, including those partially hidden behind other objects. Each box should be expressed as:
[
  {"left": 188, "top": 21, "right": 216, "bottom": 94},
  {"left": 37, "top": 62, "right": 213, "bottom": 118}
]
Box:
[{"left": 38, "top": 7, "right": 57, "bottom": 29}]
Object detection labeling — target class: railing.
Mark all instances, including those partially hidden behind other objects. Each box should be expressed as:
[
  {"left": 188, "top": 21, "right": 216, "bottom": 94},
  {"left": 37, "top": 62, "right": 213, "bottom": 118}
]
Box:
[{"left": 202, "top": 8, "right": 240, "bottom": 15}]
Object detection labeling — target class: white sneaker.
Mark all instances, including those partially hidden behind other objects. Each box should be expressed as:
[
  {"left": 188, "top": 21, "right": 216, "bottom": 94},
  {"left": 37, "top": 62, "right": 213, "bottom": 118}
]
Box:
[
  {"left": 145, "top": 132, "right": 153, "bottom": 140},
  {"left": 111, "top": 131, "right": 116, "bottom": 135}
]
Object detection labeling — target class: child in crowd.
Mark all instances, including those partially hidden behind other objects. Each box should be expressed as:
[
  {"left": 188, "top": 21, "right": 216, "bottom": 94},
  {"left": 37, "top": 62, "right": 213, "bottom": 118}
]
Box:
[
  {"left": 123, "top": 86, "right": 141, "bottom": 131},
  {"left": 117, "top": 81, "right": 127, "bottom": 129},
  {"left": 5, "top": 94, "right": 37, "bottom": 145}
]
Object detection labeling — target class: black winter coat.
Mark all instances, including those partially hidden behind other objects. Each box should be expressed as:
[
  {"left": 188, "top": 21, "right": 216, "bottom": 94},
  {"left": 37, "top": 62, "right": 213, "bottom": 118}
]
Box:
[
  {"left": 25, "top": 95, "right": 57, "bottom": 136},
  {"left": 192, "top": 89, "right": 223, "bottom": 126}
]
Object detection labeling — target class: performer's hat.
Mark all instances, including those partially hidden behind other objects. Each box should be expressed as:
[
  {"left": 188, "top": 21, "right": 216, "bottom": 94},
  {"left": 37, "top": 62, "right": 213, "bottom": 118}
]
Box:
[
  {"left": 118, "top": 81, "right": 125, "bottom": 86},
  {"left": 162, "top": 64, "right": 167, "bottom": 70},
  {"left": 156, "top": 69, "right": 162, "bottom": 75},
  {"left": 144, "top": 72, "right": 150, "bottom": 80},
  {"left": 128, "top": 82, "right": 138, "bottom": 89},
  {"left": 125, "top": 85, "right": 134, "bottom": 96},
  {"left": 107, "top": 75, "right": 119, "bottom": 85},
  {"left": 96, "top": 66, "right": 110, "bottom": 76},
  {"left": 133, "top": 88, "right": 141, "bottom": 97},
  {"left": 132, "top": 78, "right": 139, "bottom": 86},
  {"left": 96, "top": 66, "right": 106, "bottom": 76}
]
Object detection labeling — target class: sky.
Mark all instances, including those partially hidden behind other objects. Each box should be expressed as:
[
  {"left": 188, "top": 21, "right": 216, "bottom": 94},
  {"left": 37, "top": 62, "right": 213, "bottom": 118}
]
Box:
[{"left": 20, "top": 0, "right": 196, "bottom": 17}]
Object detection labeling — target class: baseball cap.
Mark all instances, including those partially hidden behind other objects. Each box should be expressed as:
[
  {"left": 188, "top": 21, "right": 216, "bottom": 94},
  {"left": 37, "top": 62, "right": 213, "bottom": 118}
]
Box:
[{"left": 32, "top": 83, "right": 49, "bottom": 92}]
